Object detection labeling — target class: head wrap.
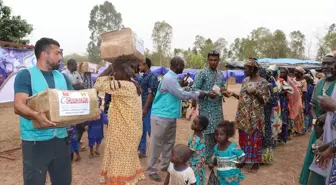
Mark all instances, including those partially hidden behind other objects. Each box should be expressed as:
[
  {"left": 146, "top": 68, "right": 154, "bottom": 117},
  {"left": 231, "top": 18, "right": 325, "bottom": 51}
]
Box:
[
  {"left": 245, "top": 57, "right": 260, "bottom": 68},
  {"left": 303, "top": 74, "right": 313, "bottom": 80},
  {"left": 265, "top": 69, "right": 274, "bottom": 82},
  {"left": 295, "top": 66, "right": 305, "bottom": 74},
  {"left": 322, "top": 54, "right": 336, "bottom": 62},
  {"left": 268, "top": 65, "right": 279, "bottom": 72},
  {"left": 310, "top": 69, "right": 317, "bottom": 78}
]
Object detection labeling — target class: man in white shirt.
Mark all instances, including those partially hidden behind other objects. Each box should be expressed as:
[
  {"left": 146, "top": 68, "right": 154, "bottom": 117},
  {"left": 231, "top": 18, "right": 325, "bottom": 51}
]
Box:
[{"left": 62, "top": 59, "right": 84, "bottom": 90}]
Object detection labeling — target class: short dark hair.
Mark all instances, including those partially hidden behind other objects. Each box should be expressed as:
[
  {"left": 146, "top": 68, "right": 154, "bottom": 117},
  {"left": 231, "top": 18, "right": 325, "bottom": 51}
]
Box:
[
  {"left": 145, "top": 58, "right": 152, "bottom": 69},
  {"left": 67, "top": 59, "right": 77, "bottom": 67},
  {"left": 170, "top": 56, "right": 184, "bottom": 67},
  {"left": 34, "top": 38, "right": 60, "bottom": 60},
  {"left": 208, "top": 50, "right": 220, "bottom": 58},
  {"left": 173, "top": 144, "right": 192, "bottom": 162},
  {"left": 216, "top": 120, "right": 235, "bottom": 138},
  {"left": 198, "top": 116, "right": 209, "bottom": 131}
]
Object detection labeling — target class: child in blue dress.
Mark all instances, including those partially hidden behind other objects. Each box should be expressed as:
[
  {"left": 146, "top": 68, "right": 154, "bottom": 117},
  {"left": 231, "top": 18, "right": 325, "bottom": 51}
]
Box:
[
  {"left": 67, "top": 125, "right": 81, "bottom": 161},
  {"left": 188, "top": 115, "right": 209, "bottom": 185},
  {"left": 209, "top": 121, "right": 245, "bottom": 185},
  {"left": 87, "top": 97, "right": 108, "bottom": 158}
]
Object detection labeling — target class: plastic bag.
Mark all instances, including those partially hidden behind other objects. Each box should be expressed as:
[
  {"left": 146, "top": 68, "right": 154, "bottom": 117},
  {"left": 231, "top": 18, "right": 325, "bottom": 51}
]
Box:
[{"left": 208, "top": 169, "right": 220, "bottom": 185}]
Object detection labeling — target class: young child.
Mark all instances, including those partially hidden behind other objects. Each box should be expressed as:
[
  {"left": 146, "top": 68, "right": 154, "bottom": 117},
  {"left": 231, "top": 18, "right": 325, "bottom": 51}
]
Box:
[
  {"left": 87, "top": 97, "right": 108, "bottom": 158},
  {"left": 67, "top": 125, "right": 81, "bottom": 161},
  {"left": 164, "top": 144, "right": 196, "bottom": 185},
  {"left": 210, "top": 121, "right": 245, "bottom": 185},
  {"left": 188, "top": 116, "right": 209, "bottom": 185}
]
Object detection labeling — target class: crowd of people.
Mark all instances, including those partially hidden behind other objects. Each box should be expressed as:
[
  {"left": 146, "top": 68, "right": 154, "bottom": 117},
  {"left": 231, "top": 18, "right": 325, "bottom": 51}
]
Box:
[{"left": 12, "top": 36, "right": 336, "bottom": 185}]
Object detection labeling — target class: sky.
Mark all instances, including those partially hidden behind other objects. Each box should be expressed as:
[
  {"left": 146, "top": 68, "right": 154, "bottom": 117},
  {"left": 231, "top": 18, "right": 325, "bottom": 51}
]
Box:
[{"left": 4, "top": 0, "right": 336, "bottom": 58}]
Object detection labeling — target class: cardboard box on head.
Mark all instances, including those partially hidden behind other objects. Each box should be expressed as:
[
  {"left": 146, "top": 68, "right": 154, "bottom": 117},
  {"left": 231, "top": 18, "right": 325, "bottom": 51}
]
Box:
[
  {"left": 28, "top": 88, "right": 99, "bottom": 128},
  {"left": 100, "top": 28, "right": 145, "bottom": 63}
]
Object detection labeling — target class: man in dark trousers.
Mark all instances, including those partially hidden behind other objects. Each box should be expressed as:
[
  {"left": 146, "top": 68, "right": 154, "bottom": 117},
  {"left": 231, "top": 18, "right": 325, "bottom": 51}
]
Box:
[
  {"left": 138, "top": 58, "right": 158, "bottom": 158},
  {"left": 14, "top": 38, "right": 73, "bottom": 185}
]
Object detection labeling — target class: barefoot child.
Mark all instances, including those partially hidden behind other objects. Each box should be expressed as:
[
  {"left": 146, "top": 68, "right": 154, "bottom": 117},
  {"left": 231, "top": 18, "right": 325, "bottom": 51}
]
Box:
[
  {"left": 164, "top": 144, "right": 196, "bottom": 185},
  {"left": 209, "top": 121, "right": 245, "bottom": 185},
  {"left": 67, "top": 125, "right": 81, "bottom": 161},
  {"left": 87, "top": 97, "right": 108, "bottom": 158},
  {"left": 188, "top": 116, "right": 209, "bottom": 185}
]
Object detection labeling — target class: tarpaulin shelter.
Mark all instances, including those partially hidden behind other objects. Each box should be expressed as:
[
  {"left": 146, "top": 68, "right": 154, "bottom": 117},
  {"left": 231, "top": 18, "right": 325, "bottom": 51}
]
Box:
[{"left": 257, "top": 58, "right": 320, "bottom": 65}]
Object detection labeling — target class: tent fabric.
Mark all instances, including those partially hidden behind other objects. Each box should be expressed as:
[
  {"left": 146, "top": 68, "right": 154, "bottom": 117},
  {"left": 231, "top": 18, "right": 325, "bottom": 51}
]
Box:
[
  {"left": 92, "top": 66, "right": 245, "bottom": 84},
  {"left": 257, "top": 58, "right": 320, "bottom": 65}
]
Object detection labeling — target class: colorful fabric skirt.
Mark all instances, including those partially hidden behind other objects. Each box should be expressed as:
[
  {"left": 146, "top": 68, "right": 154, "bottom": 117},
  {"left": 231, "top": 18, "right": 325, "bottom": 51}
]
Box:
[
  {"left": 293, "top": 110, "right": 305, "bottom": 134},
  {"left": 304, "top": 114, "right": 313, "bottom": 133},
  {"left": 239, "top": 130, "right": 262, "bottom": 164}
]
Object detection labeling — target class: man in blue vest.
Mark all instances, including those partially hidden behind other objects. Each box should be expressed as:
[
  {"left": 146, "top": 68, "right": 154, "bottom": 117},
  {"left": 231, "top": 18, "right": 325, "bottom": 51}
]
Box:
[
  {"left": 147, "top": 56, "right": 210, "bottom": 182},
  {"left": 14, "top": 38, "right": 74, "bottom": 185}
]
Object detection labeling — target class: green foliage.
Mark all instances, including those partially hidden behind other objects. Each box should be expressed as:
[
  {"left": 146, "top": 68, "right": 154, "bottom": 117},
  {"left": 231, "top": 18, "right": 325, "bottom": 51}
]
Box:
[
  {"left": 192, "top": 35, "right": 228, "bottom": 62},
  {"left": 316, "top": 23, "right": 336, "bottom": 61},
  {"left": 151, "top": 21, "right": 173, "bottom": 66},
  {"left": 228, "top": 27, "right": 305, "bottom": 60},
  {"left": 0, "top": 0, "right": 33, "bottom": 45},
  {"left": 289, "top": 31, "right": 306, "bottom": 58},
  {"left": 188, "top": 53, "right": 205, "bottom": 69},
  {"left": 87, "top": 1, "right": 123, "bottom": 63}
]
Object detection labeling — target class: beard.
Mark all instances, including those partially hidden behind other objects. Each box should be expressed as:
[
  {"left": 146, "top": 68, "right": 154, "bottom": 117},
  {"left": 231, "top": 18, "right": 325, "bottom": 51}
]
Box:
[{"left": 47, "top": 59, "right": 59, "bottom": 70}]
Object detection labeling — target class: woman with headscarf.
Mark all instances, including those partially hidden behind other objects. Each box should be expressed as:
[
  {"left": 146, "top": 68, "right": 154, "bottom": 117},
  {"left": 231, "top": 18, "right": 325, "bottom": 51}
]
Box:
[
  {"left": 278, "top": 68, "right": 294, "bottom": 143},
  {"left": 303, "top": 73, "right": 315, "bottom": 132},
  {"left": 309, "top": 69, "right": 319, "bottom": 85},
  {"left": 235, "top": 58, "right": 270, "bottom": 172},
  {"left": 260, "top": 66, "right": 282, "bottom": 163},
  {"left": 94, "top": 55, "right": 145, "bottom": 184},
  {"left": 292, "top": 66, "right": 307, "bottom": 135}
]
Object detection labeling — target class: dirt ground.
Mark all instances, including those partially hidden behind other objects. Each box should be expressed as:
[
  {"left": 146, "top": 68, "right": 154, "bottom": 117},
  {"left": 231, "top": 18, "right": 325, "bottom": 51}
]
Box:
[{"left": 0, "top": 84, "right": 309, "bottom": 185}]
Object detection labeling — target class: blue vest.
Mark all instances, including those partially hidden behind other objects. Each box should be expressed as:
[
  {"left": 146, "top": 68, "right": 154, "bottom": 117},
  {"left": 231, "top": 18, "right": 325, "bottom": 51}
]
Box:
[
  {"left": 151, "top": 70, "right": 182, "bottom": 119},
  {"left": 20, "top": 66, "right": 68, "bottom": 141}
]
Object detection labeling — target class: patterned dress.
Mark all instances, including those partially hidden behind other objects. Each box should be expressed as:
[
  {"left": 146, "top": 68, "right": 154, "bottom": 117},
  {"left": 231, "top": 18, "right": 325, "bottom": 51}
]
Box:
[
  {"left": 188, "top": 134, "right": 206, "bottom": 185},
  {"left": 278, "top": 78, "right": 293, "bottom": 143},
  {"left": 235, "top": 77, "right": 270, "bottom": 164},
  {"left": 304, "top": 84, "right": 314, "bottom": 132},
  {"left": 262, "top": 73, "right": 281, "bottom": 163},
  {"left": 82, "top": 72, "right": 93, "bottom": 89},
  {"left": 94, "top": 77, "right": 145, "bottom": 185},
  {"left": 192, "top": 68, "right": 225, "bottom": 163},
  {"left": 329, "top": 112, "right": 336, "bottom": 185},
  {"left": 214, "top": 143, "right": 245, "bottom": 185}
]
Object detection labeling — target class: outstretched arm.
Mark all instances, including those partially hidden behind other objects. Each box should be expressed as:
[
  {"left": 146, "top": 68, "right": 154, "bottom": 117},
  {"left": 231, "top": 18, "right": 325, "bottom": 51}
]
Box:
[{"left": 94, "top": 76, "right": 121, "bottom": 94}]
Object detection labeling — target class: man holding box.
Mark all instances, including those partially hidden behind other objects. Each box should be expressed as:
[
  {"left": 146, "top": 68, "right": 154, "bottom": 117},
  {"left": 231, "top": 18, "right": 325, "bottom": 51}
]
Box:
[{"left": 14, "top": 38, "right": 74, "bottom": 185}]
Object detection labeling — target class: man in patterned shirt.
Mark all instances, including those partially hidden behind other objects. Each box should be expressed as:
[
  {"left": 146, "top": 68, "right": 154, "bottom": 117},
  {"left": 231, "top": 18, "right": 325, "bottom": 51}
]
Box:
[
  {"left": 192, "top": 50, "right": 226, "bottom": 164},
  {"left": 138, "top": 58, "right": 159, "bottom": 158}
]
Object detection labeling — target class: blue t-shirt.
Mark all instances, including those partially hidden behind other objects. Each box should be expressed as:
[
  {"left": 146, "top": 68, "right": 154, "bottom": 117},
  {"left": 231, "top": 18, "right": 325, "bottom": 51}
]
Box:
[
  {"left": 139, "top": 71, "right": 158, "bottom": 108},
  {"left": 14, "top": 69, "right": 74, "bottom": 96},
  {"left": 87, "top": 110, "right": 108, "bottom": 139},
  {"left": 67, "top": 125, "right": 78, "bottom": 142}
]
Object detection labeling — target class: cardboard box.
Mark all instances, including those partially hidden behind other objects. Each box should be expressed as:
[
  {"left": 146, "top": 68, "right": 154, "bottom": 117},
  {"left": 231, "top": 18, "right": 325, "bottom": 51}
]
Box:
[
  {"left": 28, "top": 88, "right": 99, "bottom": 128},
  {"left": 100, "top": 28, "right": 145, "bottom": 62},
  {"left": 79, "top": 62, "right": 98, "bottom": 73}
]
